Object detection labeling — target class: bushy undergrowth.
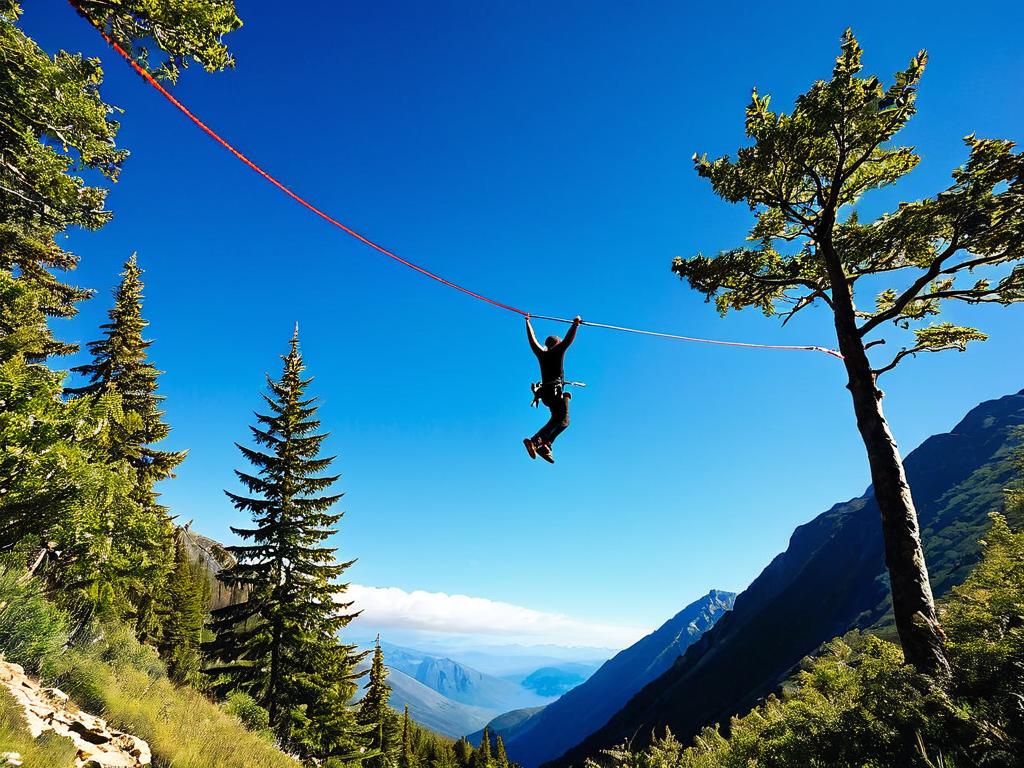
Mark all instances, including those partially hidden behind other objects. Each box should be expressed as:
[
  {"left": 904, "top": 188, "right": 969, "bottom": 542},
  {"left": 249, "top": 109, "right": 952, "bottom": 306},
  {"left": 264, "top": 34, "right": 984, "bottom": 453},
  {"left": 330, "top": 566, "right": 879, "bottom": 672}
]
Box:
[
  {"left": 39, "top": 623, "right": 301, "bottom": 768},
  {"left": 594, "top": 512, "right": 1024, "bottom": 768},
  {"left": 0, "top": 565, "right": 69, "bottom": 673},
  {"left": 0, "top": 572, "right": 299, "bottom": 768}
]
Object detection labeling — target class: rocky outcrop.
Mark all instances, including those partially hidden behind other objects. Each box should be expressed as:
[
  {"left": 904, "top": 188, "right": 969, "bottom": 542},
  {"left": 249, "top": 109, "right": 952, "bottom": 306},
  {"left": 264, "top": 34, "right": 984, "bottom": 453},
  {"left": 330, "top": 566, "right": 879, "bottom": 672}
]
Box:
[
  {"left": 177, "top": 525, "right": 249, "bottom": 611},
  {"left": 0, "top": 660, "right": 151, "bottom": 767}
]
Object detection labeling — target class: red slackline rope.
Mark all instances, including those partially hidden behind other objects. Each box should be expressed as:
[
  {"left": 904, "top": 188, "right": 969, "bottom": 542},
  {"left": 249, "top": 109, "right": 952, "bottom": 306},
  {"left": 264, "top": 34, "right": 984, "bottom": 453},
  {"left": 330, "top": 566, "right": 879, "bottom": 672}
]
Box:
[{"left": 67, "top": 0, "right": 844, "bottom": 362}]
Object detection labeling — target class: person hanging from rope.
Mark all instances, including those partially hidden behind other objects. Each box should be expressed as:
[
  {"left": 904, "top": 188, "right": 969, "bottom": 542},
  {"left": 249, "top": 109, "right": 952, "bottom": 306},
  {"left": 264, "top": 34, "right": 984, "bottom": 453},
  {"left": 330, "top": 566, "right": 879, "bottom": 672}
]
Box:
[{"left": 524, "top": 314, "right": 582, "bottom": 463}]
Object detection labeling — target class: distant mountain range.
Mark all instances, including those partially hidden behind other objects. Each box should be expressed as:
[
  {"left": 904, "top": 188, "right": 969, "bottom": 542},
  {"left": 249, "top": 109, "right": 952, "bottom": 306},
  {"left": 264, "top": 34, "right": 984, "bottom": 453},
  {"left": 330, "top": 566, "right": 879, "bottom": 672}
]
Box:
[
  {"left": 380, "top": 642, "right": 551, "bottom": 711},
  {"left": 502, "top": 590, "right": 735, "bottom": 767},
  {"left": 353, "top": 641, "right": 571, "bottom": 738},
  {"left": 354, "top": 663, "right": 497, "bottom": 737},
  {"left": 547, "top": 389, "right": 1024, "bottom": 768}
]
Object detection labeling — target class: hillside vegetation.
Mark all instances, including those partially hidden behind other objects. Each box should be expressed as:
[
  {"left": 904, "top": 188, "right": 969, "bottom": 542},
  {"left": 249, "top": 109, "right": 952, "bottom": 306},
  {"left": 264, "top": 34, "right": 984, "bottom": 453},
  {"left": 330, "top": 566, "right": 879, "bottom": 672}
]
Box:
[
  {"left": 552, "top": 391, "right": 1024, "bottom": 766},
  {"left": 590, "top": 506, "right": 1024, "bottom": 767},
  {"left": 0, "top": 567, "right": 300, "bottom": 768}
]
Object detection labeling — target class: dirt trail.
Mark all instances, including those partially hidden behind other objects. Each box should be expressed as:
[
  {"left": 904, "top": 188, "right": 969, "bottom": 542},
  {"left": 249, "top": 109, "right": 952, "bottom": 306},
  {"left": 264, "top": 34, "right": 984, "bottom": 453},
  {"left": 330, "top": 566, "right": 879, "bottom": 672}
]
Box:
[{"left": 0, "top": 659, "right": 151, "bottom": 767}]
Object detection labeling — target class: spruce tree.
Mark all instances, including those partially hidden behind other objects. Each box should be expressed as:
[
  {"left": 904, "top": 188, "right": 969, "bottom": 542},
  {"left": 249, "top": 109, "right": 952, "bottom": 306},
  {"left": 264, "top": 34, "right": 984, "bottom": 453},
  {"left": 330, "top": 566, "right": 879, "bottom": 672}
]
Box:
[
  {"left": 493, "top": 736, "right": 509, "bottom": 768},
  {"left": 400, "top": 704, "right": 415, "bottom": 768},
  {"left": 67, "top": 254, "right": 186, "bottom": 500},
  {"left": 359, "top": 637, "right": 399, "bottom": 768},
  {"left": 206, "top": 329, "right": 363, "bottom": 752},
  {"left": 454, "top": 737, "right": 474, "bottom": 768},
  {"left": 66, "top": 254, "right": 185, "bottom": 638},
  {"left": 473, "top": 728, "right": 492, "bottom": 768},
  {"left": 157, "top": 534, "right": 206, "bottom": 684}
]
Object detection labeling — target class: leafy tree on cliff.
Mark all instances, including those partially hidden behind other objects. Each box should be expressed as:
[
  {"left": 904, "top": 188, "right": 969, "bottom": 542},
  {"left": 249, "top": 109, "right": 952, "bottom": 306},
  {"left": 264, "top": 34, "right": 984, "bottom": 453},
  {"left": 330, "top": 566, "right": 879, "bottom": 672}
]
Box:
[{"left": 673, "top": 30, "right": 1024, "bottom": 679}]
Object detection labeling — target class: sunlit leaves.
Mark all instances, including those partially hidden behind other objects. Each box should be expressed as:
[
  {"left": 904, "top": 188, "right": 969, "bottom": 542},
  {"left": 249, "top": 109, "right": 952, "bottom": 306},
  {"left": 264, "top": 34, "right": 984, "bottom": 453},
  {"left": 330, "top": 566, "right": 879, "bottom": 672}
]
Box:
[
  {"left": 74, "top": 0, "right": 241, "bottom": 82},
  {"left": 674, "top": 30, "right": 1024, "bottom": 375}
]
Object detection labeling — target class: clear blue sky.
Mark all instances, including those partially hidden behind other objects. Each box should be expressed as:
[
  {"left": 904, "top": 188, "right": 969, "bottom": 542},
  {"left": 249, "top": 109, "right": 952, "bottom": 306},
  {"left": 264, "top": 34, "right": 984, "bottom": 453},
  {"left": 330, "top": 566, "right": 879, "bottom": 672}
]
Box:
[{"left": 26, "top": 0, "right": 1024, "bottom": 638}]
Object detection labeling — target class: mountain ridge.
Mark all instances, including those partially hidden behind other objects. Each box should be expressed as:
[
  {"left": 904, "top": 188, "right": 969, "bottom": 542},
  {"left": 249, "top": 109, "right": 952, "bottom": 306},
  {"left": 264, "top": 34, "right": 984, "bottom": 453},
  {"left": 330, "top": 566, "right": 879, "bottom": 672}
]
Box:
[
  {"left": 506, "top": 589, "right": 735, "bottom": 767},
  {"left": 547, "top": 389, "right": 1024, "bottom": 768}
]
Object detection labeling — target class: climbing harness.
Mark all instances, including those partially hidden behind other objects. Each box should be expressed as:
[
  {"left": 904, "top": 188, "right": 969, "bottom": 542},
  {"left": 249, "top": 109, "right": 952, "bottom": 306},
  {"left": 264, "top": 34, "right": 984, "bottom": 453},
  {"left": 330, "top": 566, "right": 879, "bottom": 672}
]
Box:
[
  {"left": 531, "top": 378, "right": 587, "bottom": 408},
  {"left": 68, "top": 0, "right": 844, "bottom": 363}
]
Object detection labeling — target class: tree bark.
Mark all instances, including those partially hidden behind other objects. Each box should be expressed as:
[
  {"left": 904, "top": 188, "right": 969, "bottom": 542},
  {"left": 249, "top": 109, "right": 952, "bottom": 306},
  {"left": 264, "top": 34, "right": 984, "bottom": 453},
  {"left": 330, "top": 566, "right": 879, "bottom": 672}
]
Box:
[{"left": 822, "top": 242, "right": 951, "bottom": 681}]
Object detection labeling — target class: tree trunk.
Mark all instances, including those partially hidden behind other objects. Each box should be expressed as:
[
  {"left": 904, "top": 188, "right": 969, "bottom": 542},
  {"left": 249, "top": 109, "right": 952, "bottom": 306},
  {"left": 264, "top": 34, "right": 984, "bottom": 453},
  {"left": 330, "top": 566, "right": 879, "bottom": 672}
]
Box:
[
  {"left": 823, "top": 243, "right": 951, "bottom": 680},
  {"left": 843, "top": 351, "right": 950, "bottom": 680}
]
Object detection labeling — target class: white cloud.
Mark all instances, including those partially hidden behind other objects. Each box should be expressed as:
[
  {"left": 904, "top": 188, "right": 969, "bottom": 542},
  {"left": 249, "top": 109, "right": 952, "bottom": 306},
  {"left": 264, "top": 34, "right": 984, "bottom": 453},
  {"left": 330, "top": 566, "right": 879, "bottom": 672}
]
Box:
[{"left": 345, "top": 584, "right": 649, "bottom": 650}]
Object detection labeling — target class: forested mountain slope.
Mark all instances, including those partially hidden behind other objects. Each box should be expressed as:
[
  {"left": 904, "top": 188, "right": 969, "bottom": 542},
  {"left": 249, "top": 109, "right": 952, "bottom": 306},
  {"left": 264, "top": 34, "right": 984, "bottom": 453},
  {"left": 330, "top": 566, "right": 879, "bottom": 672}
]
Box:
[
  {"left": 507, "top": 590, "right": 734, "bottom": 767},
  {"left": 549, "top": 389, "right": 1024, "bottom": 768}
]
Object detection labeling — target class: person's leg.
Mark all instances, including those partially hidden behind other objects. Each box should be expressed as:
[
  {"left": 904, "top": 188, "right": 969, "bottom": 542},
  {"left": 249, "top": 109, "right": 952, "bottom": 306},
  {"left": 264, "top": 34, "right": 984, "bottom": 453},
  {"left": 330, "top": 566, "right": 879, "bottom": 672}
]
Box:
[
  {"left": 533, "top": 405, "right": 560, "bottom": 445},
  {"left": 544, "top": 394, "right": 570, "bottom": 445}
]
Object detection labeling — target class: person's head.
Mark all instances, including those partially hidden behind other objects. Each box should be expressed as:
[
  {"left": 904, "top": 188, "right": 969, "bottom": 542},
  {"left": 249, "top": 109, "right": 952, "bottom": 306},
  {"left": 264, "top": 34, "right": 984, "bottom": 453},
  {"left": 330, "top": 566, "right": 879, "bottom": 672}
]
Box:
[{"left": 544, "top": 335, "right": 561, "bottom": 350}]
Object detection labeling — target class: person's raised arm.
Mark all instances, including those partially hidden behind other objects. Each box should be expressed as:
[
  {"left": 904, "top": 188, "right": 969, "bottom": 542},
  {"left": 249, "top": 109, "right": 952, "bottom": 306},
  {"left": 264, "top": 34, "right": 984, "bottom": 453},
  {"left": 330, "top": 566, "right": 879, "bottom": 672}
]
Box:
[
  {"left": 526, "top": 315, "right": 543, "bottom": 355},
  {"left": 561, "top": 316, "right": 582, "bottom": 349}
]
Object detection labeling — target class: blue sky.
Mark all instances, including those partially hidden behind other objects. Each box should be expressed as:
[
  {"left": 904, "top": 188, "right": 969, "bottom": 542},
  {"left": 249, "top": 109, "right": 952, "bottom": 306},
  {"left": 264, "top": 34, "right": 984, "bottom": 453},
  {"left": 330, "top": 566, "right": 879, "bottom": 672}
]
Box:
[{"left": 26, "top": 0, "right": 1024, "bottom": 647}]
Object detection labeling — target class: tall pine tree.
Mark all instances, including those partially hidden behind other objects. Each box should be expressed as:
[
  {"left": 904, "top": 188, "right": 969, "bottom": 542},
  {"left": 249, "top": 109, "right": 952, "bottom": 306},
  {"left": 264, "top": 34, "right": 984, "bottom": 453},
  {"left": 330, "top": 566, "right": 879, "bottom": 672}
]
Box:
[
  {"left": 454, "top": 736, "right": 474, "bottom": 768},
  {"left": 66, "top": 254, "right": 185, "bottom": 637},
  {"left": 400, "top": 704, "right": 415, "bottom": 768},
  {"left": 473, "top": 729, "right": 491, "bottom": 768},
  {"left": 206, "top": 328, "right": 363, "bottom": 753},
  {"left": 67, "top": 254, "right": 186, "bottom": 501},
  {"left": 359, "top": 636, "right": 399, "bottom": 768},
  {"left": 493, "top": 735, "right": 508, "bottom": 768}
]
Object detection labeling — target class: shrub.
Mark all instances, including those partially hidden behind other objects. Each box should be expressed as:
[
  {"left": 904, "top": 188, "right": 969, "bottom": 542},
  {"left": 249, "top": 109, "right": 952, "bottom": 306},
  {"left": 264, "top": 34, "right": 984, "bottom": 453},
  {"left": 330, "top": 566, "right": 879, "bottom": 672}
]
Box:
[
  {"left": 225, "top": 691, "right": 272, "bottom": 732},
  {"left": 0, "top": 569, "right": 69, "bottom": 674}
]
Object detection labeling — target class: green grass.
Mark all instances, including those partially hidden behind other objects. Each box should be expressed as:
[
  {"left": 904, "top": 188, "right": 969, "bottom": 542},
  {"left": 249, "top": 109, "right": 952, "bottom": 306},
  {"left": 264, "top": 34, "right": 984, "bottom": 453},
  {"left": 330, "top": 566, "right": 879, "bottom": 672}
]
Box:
[
  {"left": 0, "top": 568, "right": 298, "bottom": 768},
  {"left": 40, "top": 624, "right": 300, "bottom": 768},
  {"left": 0, "top": 688, "right": 77, "bottom": 767}
]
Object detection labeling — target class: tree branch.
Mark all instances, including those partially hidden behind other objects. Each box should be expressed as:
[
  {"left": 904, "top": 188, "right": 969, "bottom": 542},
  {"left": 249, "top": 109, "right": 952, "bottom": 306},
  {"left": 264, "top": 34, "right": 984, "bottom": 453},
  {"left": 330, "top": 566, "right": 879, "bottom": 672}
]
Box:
[{"left": 858, "top": 233, "right": 962, "bottom": 335}]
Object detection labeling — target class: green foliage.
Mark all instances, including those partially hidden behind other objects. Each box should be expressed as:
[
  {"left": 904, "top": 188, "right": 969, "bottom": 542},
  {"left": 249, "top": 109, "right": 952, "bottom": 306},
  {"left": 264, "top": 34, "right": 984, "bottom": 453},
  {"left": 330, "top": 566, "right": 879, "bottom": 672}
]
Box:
[
  {"left": 360, "top": 638, "right": 399, "bottom": 768},
  {"left": 68, "top": 254, "right": 187, "bottom": 500},
  {"left": 454, "top": 736, "right": 474, "bottom": 767},
  {"left": 65, "top": 253, "right": 187, "bottom": 639},
  {"left": 473, "top": 728, "right": 492, "bottom": 768},
  {"left": 674, "top": 30, "right": 1024, "bottom": 374},
  {"left": 944, "top": 513, "right": 1024, "bottom": 761},
  {"left": 0, "top": 569, "right": 69, "bottom": 674},
  {"left": 0, "top": 352, "right": 169, "bottom": 617},
  {"left": 401, "top": 705, "right": 416, "bottom": 768},
  {"left": 41, "top": 620, "right": 301, "bottom": 768},
  {"left": 0, "top": 0, "right": 240, "bottom": 359},
  {"left": 73, "top": 0, "right": 241, "bottom": 82},
  {"left": 224, "top": 691, "right": 272, "bottom": 733},
  {"left": 593, "top": 494, "right": 1024, "bottom": 767},
  {"left": 0, "top": 270, "right": 51, "bottom": 363},
  {"left": 594, "top": 635, "right": 960, "bottom": 768},
  {"left": 493, "top": 735, "right": 509, "bottom": 768},
  {"left": 0, "top": 2, "right": 118, "bottom": 356},
  {"left": 156, "top": 536, "right": 207, "bottom": 685},
  {"left": 206, "top": 331, "right": 364, "bottom": 759}
]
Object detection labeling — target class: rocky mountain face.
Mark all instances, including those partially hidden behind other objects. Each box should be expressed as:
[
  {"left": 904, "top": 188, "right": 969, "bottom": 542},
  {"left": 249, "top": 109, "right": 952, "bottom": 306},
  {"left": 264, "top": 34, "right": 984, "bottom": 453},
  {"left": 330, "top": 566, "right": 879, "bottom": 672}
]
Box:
[
  {"left": 548, "top": 389, "right": 1024, "bottom": 768},
  {"left": 177, "top": 527, "right": 248, "bottom": 612},
  {"left": 506, "top": 590, "right": 735, "bottom": 768}
]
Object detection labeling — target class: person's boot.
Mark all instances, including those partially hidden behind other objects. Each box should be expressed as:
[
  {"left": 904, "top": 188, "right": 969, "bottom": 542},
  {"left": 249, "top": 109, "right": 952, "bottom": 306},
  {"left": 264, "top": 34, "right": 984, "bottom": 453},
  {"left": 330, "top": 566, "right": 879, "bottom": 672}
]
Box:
[
  {"left": 523, "top": 438, "right": 537, "bottom": 459},
  {"left": 537, "top": 443, "right": 555, "bottom": 464}
]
